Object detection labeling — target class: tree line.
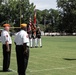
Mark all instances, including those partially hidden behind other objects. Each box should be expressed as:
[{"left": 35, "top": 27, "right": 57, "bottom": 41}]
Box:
[{"left": 0, "top": 0, "right": 76, "bottom": 34}]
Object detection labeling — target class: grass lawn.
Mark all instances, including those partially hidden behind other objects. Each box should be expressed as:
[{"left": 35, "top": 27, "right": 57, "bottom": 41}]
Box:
[{"left": 0, "top": 36, "right": 76, "bottom": 75}]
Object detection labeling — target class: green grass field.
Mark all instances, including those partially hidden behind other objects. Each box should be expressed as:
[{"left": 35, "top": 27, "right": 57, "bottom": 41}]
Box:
[{"left": 0, "top": 36, "right": 76, "bottom": 75}]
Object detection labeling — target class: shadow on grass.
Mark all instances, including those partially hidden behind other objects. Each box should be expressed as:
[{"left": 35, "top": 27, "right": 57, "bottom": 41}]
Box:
[{"left": 63, "top": 58, "right": 76, "bottom": 61}]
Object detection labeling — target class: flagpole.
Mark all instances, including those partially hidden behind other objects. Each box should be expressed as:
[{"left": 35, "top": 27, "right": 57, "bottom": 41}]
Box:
[
  {"left": 20, "top": 7, "right": 21, "bottom": 26},
  {"left": 20, "top": 1, "right": 23, "bottom": 27},
  {"left": 20, "top": 0, "right": 22, "bottom": 26},
  {"left": 34, "top": 5, "right": 36, "bottom": 26}
]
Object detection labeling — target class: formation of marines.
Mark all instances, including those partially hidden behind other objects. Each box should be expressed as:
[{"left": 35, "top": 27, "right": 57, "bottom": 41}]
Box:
[{"left": 27, "top": 23, "right": 42, "bottom": 48}]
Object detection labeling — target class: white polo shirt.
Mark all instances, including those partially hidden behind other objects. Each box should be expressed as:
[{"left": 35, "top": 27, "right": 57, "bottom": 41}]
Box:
[
  {"left": 14, "top": 30, "right": 29, "bottom": 46},
  {"left": 1, "top": 30, "right": 12, "bottom": 44}
]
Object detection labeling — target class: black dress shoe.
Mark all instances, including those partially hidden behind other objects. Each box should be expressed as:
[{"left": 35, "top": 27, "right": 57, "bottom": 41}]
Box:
[
  {"left": 35, "top": 46, "right": 38, "bottom": 48},
  {"left": 0, "top": 70, "right": 4, "bottom": 72},
  {"left": 40, "top": 46, "right": 42, "bottom": 48},
  {"left": 7, "top": 70, "right": 12, "bottom": 72},
  {"left": 3, "top": 69, "right": 12, "bottom": 72}
]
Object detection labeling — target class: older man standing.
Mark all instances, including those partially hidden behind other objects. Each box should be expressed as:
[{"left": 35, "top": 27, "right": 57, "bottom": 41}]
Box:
[
  {"left": 14, "top": 23, "right": 30, "bottom": 75},
  {"left": 1, "top": 24, "right": 12, "bottom": 72}
]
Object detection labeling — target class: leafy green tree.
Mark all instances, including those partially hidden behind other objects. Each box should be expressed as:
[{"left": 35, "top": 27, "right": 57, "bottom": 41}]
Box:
[
  {"left": 57, "top": 0, "right": 76, "bottom": 33},
  {"left": 39, "top": 9, "right": 59, "bottom": 32},
  {"left": 48, "top": 9, "right": 59, "bottom": 32},
  {"left": 0, "top": 0, "right": 35, "bottom": 27}
]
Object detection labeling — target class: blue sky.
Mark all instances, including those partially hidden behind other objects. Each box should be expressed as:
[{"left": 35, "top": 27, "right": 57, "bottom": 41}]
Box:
[{"left": 29, "top": 0, "right": 57, "bottom": 10}]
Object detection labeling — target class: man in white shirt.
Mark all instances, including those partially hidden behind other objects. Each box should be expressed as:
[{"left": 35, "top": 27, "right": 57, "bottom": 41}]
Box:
[
  {"left": 1, "top": 24, "right": 12, "bottom": 72},
  {"left": 14, "top": 23, "right": 29, "bottom": 75}
]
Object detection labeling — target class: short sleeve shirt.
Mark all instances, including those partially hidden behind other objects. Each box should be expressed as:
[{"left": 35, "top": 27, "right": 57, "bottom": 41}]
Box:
[
  {"left": 1, "top": 30, "right": 12, "bottom": 44},
  {"left": 14, "top": 30, "right": 29, "bottom": 46}
]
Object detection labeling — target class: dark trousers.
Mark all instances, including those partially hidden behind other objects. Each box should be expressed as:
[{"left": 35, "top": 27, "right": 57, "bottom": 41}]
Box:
[
  {"left": 16, "top": 45, "right": 29, "bottom": 75},
  {"left": 2, "top": 44, "right": 11, "bottom": 71}
]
